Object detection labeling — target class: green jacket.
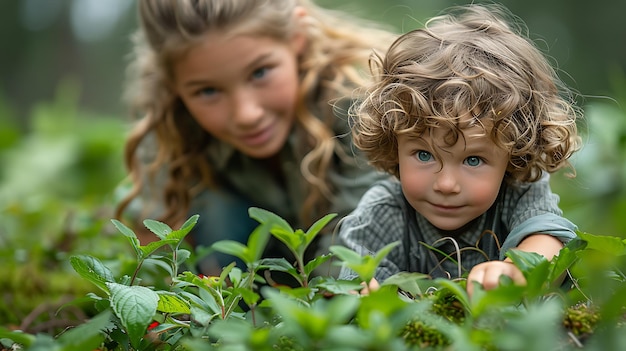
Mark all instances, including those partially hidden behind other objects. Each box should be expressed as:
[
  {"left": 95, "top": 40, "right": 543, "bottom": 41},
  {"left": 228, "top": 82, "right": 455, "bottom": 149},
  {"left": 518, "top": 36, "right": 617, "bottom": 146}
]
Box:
[{"left": 204, "top": 98, "right": 386, "bottom": 232}]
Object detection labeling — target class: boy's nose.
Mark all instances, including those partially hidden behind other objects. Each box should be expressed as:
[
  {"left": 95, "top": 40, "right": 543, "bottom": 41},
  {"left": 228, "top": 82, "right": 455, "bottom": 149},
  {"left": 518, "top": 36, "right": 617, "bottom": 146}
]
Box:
[{"left": 433, "top": 168, "right": 461, "bottom": 194}]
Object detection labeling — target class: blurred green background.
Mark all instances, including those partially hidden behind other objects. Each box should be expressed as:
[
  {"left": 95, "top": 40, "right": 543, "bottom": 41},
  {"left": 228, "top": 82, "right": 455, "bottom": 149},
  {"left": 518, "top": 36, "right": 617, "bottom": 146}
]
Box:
[{"left": 1, "top": 0, "right": 625, "bottom": 331}]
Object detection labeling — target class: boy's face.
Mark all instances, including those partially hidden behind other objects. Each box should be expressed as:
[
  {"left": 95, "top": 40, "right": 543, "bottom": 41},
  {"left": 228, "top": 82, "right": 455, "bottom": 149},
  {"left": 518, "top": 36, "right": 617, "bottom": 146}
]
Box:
[
  {"left": 397, "top": 124, "right": 509, "bottom": 231},
  {"left": 172, "top": 30, "right": 305, "bottom": 159}
]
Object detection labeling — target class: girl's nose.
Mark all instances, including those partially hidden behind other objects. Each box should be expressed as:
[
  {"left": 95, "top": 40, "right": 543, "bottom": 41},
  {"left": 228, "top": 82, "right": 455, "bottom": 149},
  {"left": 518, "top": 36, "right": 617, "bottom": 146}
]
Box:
[
  {"left": 232, "top": 89, "right": 263, "bottom": 126},
  {"left": 433, "top": 167, "right": 461, "bottom": 194}
]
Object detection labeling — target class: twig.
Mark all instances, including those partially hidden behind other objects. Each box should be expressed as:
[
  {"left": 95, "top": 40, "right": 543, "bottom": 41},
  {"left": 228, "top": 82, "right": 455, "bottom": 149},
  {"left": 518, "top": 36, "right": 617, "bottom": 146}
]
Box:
[{"left": 567, "top": 331, "right": 584, "bottom": 348}]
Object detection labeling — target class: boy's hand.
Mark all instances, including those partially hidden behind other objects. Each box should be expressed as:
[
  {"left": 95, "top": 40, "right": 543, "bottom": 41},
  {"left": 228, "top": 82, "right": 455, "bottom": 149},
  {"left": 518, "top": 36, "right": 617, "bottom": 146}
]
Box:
[
  {"left": 352, "top": 278, "right": 380, "bottom": 295},
  {"left": 466, "top": 260, "right": 526, "bottom": 297}
]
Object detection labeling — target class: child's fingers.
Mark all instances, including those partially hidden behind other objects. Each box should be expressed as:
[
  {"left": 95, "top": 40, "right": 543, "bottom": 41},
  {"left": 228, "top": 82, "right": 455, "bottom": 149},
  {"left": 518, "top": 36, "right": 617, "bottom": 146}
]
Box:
[
  {"left": 355, "top": 278, "right": 380, "bottom": 295},
  {"left": 467, "top": 261, "right": 526, "bottom": 297}
]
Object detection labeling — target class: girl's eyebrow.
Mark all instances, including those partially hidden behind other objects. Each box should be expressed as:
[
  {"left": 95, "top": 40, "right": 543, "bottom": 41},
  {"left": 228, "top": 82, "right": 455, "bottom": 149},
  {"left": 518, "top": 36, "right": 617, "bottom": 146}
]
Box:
[
  {"left": 182, "top": 52, "right": 275, "bottom": 89},
  {"left": 183, "top": 78, "right": 213, "bottom": 89},
  {"left": 244, "top": 52, "right": 273, "bottom": 71}
]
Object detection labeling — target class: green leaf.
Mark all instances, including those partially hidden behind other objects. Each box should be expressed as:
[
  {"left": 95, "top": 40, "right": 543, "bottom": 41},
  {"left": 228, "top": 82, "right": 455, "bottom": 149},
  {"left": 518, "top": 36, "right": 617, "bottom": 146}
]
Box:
[
  {"left": 260, "top": 257, "right": 298, "bottom": 274},
  {"left": 469, "top": 280, "right": 526, "bottom": 316},
  {"left": 303, "top": 253, "right": 333, "bottom": 277},
  {"left": 381, "top": 271, "right": 429, "bottom": 297},
  {"left": 211, "top": 240, "right": 249, "bottom": 264},
  {"left": 179, "top": 214, "right": 200, "bottom": 234},
  {"left": 507, "top": 250, "right": 552, "bottom": 298},
  {"left": 140, "top": 238, "right": 178, "bottom": 258},
  {"left": 356, "top": 287, "right": 408, "bottom": 329},
  {"left": 313, "top": 277, "right": 363, "bottom": 294},
  {"left": 304, "top": 213, "right": 338, "bottom": 247},
  {"left": 547, "top": 239, "right": 585, "bottom": 283},
  {"left": 578, "top": 231, "right": 626, "bottom": 256},
  {"left": 156, "top": 292, "right": 191, "bottom": 314},
  {"left": 143, "top": 219, "right": 172, "bottom": 240},
  {"left": 306, "top": 213, "right": 337, "bottom": 235},
  {"left": 264, "top": 289, "right": 356, "bottom": 339},
  {"left": 111, "top": 219, "right": 141, "bottom": 256},
  {"left": 491, "top": 300, "right": 563, "bottom": 351},
  {"left": 107, "top": 282, "right": 159, "bottom": 349},
  {"left": 246, "top": 222, "right": 271, "bottom": 264},
  {"left": 56, "top": 310, "right": 111, "bottom": 350},
  {"left": 69, "top": 255, "right": 115, "bottom": 293},
  {"left": 175, "top": 248, "right": 191, "bottom": 266},
  {"left": 436, "top": 278, "right": 471, "bottom": 314},
  {"left": 329, "top": 245, "right": 365, "bottom": 264},
  {"left": 165, "top": 215, "right": 199, "bottom": 245},
  {"left": 234, "top": 286, "right": 260, "bottom": 307},
  {"left": 206, "top": 319, "right": 254, "bottom": 346},
  {"left": 325, "top": 295, "right": 361, "bottom": 324},
  {"left": 249, "top": 207, "right": 293, "bottom": 233},
  {"left": 505, "top": 249, "right": 546, "bottom": 275},
  {"left": 0, "top": 328, "right": 36, "bottom": 348},
  {"left": 331, "top": 241, "right": 400, "bottom": 283},
  {"left": 270, "top": 228, "right": 302, "bottom": 255}
]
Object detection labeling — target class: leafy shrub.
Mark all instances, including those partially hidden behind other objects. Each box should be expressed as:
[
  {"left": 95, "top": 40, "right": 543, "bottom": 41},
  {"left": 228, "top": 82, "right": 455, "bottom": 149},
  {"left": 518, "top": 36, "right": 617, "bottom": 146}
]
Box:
[{"left": 1, "top": 208, "right": 625, "bottom": 351}]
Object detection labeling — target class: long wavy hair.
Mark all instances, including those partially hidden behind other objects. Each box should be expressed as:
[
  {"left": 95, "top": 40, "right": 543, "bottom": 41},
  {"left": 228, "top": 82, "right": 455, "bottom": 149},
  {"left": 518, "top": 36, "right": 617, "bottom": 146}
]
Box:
[
  {"left": 353, "top": 4, "right": 582, "bottom": 182},
  {"left": 115, "top": 0, "right": 395, "bottom": 228}
]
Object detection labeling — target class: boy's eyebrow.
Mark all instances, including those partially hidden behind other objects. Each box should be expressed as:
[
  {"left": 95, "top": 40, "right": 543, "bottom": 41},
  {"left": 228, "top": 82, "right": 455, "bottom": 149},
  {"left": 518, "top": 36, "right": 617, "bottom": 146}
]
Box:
[
  {"left": 403, "top": 133, "right": 426, "bottom": 142},
  {"left": 461, "top": 136, "right": 502, "bottom": 153}
]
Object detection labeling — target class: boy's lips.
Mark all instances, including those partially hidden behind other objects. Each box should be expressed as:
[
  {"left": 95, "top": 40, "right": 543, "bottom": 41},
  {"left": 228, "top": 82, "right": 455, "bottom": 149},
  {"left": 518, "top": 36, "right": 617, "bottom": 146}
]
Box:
[{"left": 429, "top": 202, "right": 464, "bottom": 211}]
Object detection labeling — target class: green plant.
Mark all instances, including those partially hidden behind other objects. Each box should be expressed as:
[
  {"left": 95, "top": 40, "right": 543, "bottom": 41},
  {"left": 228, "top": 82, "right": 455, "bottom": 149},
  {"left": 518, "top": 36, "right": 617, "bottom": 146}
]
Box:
[
  {"left": 0, "top": 79, "right": 128, "bottom": 332},
  {"left": 2, "top": 208, "right": 626, "bottom": 351}
]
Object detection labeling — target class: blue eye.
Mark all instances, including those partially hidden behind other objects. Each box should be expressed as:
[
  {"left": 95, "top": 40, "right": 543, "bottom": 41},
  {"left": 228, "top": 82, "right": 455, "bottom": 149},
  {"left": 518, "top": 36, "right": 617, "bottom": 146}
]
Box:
[
  {"left": 251, "top": 67, "right": 268, "bottom": 80},
  {"left": 197, "top": 87, "right": 217, "bottom": 97},
  {"left": 416, "top": 150, "right": 433, "bottom": 162},
  {"left": 465, "top": 156, "right": 482, "bottom": 167}
]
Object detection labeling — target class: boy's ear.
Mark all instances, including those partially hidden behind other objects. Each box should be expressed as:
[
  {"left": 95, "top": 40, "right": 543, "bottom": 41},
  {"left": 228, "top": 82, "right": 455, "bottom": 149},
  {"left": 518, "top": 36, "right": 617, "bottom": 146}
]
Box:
[{"left": 291, "top": 6, "right": 308, "bottom": 55}]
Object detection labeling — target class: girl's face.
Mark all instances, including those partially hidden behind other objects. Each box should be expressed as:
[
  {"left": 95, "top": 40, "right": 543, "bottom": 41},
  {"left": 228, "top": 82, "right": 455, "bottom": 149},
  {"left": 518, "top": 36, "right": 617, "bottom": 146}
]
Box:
[
  {"left": 397, "top": 124, "right": 509, "bottom": 231},
  {"left": 172, "top": 30, "right": 305, "bottom": 159}
]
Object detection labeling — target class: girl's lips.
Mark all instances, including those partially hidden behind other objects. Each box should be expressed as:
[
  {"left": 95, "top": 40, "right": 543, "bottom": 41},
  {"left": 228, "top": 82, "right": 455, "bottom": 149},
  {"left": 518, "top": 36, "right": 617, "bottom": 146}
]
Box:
[{"left": 240, "top": 125, "right": 273, "bottom": 146}]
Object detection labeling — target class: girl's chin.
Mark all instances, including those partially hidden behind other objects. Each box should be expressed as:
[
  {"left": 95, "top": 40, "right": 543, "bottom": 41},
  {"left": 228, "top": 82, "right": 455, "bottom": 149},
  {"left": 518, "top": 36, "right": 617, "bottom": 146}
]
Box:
[{"left": 237, "top": 140, "right": 284, "bottom": 159}]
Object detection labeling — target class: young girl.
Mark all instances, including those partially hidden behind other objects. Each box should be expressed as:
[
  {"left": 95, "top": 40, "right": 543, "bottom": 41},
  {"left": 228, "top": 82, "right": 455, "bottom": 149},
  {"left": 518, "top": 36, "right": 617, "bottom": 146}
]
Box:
[
  {"left": 337, "top": 4, "right": 582, "bottom": 295},
  {"left": 115, "top": 0, "right": 396, "bottom": 275}
]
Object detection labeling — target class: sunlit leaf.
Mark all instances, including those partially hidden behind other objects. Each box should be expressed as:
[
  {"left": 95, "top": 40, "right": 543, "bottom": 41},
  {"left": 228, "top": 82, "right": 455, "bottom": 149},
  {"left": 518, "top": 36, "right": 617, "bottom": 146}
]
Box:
[
  {"left": 140, "top": 238, "right": 178, "bottom": 258},
  {"left": 69, "top": 255, "right": 115, "bottom": 293},
  {"left": 156, "top": 292, "right": 191, "bottom": 314},
  {"left": 143, "top": 219, "right": 172, "bottom": 240}
]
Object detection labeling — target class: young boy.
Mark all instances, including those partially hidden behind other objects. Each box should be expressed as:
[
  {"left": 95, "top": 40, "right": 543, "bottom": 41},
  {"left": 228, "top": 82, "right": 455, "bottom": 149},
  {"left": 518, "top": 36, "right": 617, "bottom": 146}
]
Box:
[{"left": 338, "top": 4, "right": 582, "bottom": 295}]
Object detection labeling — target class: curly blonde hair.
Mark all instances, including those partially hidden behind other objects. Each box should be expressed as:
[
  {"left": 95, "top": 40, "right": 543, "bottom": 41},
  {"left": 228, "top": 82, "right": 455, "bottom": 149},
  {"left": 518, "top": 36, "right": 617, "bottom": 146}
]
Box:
[
  {"left": 115, "top": 0, "right": 395, "bottom": 228},
  {"left": 353, "top": 4, "right": 581, "bottom": 182}
]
